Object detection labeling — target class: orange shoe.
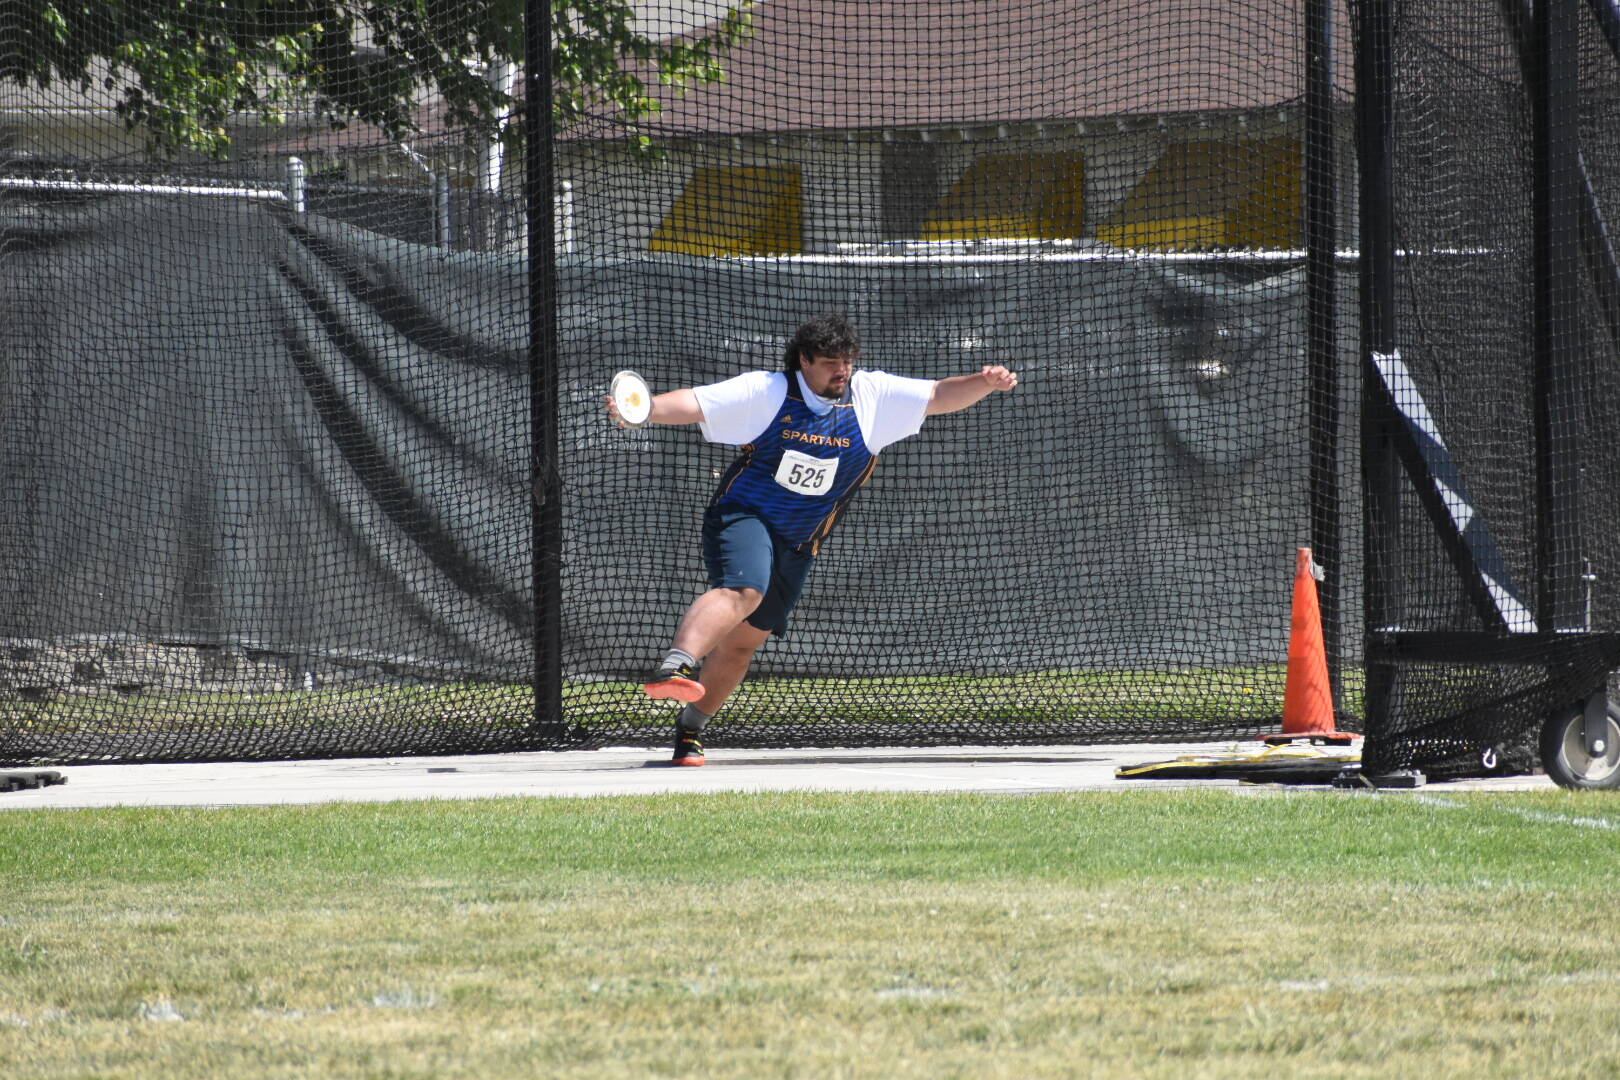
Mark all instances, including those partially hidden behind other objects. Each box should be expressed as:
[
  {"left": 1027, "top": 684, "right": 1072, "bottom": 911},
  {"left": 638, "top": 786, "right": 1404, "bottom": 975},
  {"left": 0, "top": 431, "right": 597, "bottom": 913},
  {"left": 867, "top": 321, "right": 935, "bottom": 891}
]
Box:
[
  {"left": 671, "top": 730, "right": 706, "bottom": 767},
  {"left": 643, "top": 663, "right": 706, "bottom": 703}
]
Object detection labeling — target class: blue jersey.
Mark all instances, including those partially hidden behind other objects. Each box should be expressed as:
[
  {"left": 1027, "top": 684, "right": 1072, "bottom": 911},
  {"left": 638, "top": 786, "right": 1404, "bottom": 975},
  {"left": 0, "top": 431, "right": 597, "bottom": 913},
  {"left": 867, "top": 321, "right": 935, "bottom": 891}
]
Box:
[{"left": 708, "top": 375, "right": 877, "bottom": 553}]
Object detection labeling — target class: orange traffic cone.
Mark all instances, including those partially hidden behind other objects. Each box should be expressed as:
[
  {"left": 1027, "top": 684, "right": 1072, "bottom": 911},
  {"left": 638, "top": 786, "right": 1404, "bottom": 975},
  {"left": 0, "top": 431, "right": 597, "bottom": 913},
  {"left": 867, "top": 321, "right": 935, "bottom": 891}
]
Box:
[{"left": 1264, "top": 547, "right": 1358, "bottom": 745}]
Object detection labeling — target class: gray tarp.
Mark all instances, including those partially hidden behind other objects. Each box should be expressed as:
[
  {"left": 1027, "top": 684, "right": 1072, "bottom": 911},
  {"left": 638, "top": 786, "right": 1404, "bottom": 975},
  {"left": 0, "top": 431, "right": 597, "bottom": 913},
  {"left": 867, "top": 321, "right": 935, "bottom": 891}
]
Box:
[
  {"left": 563, "top": 252, "right": 1320, "bottom": 677},
  {"left": 1, "top": 195, "right": 1322, "bottom": 684},
  {"left": 1, "top": 197, "right": 531, "bottom": 680}
]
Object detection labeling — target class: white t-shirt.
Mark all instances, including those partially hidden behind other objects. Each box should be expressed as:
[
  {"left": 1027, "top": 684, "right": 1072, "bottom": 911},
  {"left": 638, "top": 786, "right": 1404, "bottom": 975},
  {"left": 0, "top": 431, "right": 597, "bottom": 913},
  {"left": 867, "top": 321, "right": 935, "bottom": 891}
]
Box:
[{"left": 693, "top": 369, "right": 936, "bottom": 453}]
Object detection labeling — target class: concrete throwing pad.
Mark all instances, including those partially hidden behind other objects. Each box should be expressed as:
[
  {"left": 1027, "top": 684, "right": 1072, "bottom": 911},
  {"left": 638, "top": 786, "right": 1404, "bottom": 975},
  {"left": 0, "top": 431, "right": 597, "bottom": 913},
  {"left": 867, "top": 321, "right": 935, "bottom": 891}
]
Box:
[{"left": 0, "top": 743, "right": 1554, "bottom": 810}]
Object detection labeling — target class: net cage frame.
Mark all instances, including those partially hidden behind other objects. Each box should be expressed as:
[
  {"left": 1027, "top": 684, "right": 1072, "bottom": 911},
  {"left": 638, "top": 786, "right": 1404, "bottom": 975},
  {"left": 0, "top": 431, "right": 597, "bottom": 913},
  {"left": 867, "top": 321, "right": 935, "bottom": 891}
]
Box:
[
  {"left": 0, "top": 0, "right": 1614, "bottom": 774},
  {"left": 1355, "top": 0, "right": 1620, "bottom": 779}
]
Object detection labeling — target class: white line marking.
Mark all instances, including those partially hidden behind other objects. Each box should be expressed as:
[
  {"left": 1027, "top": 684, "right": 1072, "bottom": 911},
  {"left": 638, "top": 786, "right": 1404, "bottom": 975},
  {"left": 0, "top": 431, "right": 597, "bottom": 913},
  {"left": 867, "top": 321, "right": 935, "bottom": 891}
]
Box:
[{"left": 1414, "top": 793, "right": 1618, "bottom": 829}]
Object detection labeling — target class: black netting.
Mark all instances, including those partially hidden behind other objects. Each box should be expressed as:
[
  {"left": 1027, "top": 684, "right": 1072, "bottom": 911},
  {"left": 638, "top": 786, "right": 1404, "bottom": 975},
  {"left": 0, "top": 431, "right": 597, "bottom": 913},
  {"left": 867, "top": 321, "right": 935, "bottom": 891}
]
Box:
[
  {"left": 556, "top": 0, "right": 1357, "bottom": 755},
  {"left": 35, "top": 1, "right": 1614, "bottom": 768},
  {"left": 1359, "top": 0, "right": 1620, "bottom": 778},
  {"left": 1, "top": 8, "right": 541, "bottom": 764}
]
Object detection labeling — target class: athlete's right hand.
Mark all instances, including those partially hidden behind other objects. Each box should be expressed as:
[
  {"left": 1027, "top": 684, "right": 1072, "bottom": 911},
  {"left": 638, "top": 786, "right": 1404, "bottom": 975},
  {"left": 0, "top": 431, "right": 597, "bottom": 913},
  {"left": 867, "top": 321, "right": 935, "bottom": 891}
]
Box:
[{"left": 980, "top": 365, "right": 1019, "bottom": 391}]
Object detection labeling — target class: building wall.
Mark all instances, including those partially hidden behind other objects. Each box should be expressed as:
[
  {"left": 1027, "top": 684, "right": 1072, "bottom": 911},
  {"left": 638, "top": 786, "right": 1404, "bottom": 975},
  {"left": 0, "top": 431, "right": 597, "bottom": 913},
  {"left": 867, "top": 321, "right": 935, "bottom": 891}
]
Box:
[
  {"left": 556, "top": 108, "right": 1358, "bottom": 258},
  {"left": 2, "top": 92, "right": 1358, "bottom": 262}
]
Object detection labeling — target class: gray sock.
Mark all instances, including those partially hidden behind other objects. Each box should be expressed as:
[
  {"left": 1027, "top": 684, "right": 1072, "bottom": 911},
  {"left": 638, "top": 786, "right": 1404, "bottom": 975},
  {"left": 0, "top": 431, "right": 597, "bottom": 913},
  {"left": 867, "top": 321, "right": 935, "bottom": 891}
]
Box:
[
  {"left": 677, "top": 704, "right": 712, "bottom": 733},
  {"left": 659, "top": 648, "right": 697, "bottom": 675}
]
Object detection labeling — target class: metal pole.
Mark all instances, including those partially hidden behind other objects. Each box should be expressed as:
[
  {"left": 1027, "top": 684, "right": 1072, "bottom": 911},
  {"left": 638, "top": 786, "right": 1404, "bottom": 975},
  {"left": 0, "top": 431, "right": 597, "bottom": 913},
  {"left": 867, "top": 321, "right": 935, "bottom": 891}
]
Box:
[
  {"left": 557, "top": 180, "right": 575, "bottom": 255},
  {"left": 526, "top": 0, "right": 565, "bottom": 739},
  {"left": 1533, "top": 0, "right": 1585, "bottom": 630},
  {"left": 0, "top": 177, "right": 286, "bottom": 200},
  {"left": 1304, "top": 0, "right": 1341, "bottom": 709},
  {"left": 285, "top": 157, "right": 307, "bottom": 214},
  {"left": 1502, "top": 0, "right": 1620, "bottom": 359},
  {"left": 480, "top": 59, "right": 518, "bottom": 194},
  {"left": 433, "top": 172, "right": 453, "bottom": 248},
  {"left": 1355, "top": 0, "right": 1402, "bottom": 735},
  {"left": 1356, "top": 0, "right": 1397, "bottom": 361}
]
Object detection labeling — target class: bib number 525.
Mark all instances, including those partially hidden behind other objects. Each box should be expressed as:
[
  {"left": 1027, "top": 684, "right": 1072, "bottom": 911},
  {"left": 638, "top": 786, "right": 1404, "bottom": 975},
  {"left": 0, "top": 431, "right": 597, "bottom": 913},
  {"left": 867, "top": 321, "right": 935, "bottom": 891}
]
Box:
[{"left": 774, "top": 448, "right": 839, "bottom": 496}]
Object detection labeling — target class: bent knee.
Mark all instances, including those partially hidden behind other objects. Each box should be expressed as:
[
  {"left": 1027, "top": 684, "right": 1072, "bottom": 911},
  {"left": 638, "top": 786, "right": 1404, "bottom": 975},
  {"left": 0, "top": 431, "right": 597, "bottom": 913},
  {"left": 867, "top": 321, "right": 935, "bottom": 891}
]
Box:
[{"left": 723, "top": 585, "right": 764, "bottom": 611}]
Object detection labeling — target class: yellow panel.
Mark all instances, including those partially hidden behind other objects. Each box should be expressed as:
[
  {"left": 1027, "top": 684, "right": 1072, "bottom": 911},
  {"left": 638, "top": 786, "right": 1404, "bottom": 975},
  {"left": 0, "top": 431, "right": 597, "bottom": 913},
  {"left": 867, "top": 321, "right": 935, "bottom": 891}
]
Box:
[
  {"left": 1042, "top": 157, "right": 1087, "bottom": 235},
  {"left": 1100, "top": 138, "right": 1301, "bottom": 251},
  {"left": 1233, "top": 138, "right": 1303, "bottom": 249},
  {"left": 922, "top": 152, "right": 1085, "bottom": 241},
  {"left": 920, "top": 216, "right": 1041, "bottom": 241},
  {"left": 651, "top": 166, "right": 803, "bottom": 256},
  {"left": 1095, "top": 217, "right": 1227, "bottom": 250}
]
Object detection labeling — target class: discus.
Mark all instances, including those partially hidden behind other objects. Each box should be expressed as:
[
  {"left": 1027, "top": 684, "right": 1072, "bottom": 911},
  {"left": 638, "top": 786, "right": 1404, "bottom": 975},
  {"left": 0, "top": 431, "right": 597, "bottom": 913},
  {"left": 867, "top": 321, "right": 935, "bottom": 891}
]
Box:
[{"left": 610, "top": 369, "right": 653, "bottom": 428}]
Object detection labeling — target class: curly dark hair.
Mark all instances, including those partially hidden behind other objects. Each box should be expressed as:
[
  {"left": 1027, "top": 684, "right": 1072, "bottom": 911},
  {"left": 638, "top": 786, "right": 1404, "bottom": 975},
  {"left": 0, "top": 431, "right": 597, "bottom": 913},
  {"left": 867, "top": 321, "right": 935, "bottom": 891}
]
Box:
[{"left": 783, "top": 312, "right": 860, "bottom": 372}]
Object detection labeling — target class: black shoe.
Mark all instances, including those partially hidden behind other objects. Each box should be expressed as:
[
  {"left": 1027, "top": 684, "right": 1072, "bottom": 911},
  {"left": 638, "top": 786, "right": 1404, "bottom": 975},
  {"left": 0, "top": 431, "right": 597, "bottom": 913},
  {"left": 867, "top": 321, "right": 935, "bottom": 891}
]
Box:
[
  {"left": 644, "top": 663, "right": 706, "bottom": 703},
  {"left": 671, "top": 729, "right": 706, "bottom": 767}
]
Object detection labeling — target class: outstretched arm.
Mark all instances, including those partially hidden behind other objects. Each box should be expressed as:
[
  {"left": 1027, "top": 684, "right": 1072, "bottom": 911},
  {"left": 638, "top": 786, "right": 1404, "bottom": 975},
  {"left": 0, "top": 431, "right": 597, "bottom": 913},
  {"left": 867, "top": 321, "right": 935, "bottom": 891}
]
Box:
[
  {"left": 925, "top": 365, "right": 1019, "bottom": 416},
  {"left": 603, "top": 387, "right": 705, "bottom": 427}
]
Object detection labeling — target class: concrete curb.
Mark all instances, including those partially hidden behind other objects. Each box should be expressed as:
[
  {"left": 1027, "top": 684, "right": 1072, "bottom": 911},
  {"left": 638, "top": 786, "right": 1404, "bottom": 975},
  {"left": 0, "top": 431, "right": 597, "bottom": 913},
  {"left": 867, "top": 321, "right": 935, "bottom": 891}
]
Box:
[{"left": 0, "top": 743, "right": 1553, "bottom": 810}]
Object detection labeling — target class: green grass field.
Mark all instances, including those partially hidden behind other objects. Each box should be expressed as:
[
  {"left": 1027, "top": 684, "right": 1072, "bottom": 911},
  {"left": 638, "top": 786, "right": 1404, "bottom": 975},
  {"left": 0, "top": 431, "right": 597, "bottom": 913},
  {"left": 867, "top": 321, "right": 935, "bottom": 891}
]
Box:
[{"left": 4, "top": 788, "right": 1619, "bottom": 1078}]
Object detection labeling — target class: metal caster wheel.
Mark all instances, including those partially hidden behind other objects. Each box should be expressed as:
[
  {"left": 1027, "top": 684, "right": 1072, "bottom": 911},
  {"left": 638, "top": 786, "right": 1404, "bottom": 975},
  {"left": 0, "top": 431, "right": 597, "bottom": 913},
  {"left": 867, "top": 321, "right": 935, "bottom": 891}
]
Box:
[{"left": 1540, "top": 695, "right": 1620, "bottom": 790}]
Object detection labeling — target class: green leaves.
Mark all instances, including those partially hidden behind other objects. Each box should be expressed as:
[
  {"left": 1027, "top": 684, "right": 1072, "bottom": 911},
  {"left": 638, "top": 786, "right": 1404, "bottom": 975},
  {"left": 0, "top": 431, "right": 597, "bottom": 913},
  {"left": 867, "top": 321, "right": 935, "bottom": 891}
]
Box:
[{"left": 1, "top": 0, "right": 755, "bottom": 158}]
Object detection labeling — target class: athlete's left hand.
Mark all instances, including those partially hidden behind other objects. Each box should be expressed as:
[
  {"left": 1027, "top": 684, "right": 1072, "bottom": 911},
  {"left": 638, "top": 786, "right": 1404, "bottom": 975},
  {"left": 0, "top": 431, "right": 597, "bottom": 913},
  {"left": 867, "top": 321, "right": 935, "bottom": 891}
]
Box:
[{"left": 980, "top": 365, "right": 1019, "bottom": 391}]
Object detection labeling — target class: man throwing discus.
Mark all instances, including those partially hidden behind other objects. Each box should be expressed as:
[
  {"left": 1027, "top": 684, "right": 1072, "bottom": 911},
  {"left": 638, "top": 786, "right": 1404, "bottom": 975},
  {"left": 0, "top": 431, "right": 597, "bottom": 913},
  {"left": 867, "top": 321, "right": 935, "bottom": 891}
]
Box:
[{"left": 604, "top": 312, "right": 1018, "bottom": 766}]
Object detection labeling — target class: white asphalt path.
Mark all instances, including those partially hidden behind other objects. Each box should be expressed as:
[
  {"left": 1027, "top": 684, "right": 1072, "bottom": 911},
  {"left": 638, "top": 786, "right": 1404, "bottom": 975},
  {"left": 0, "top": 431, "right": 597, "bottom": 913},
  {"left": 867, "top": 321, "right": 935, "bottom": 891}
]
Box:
[{"left": 0, "top": 742, "right": 1552, "bottom": 810}]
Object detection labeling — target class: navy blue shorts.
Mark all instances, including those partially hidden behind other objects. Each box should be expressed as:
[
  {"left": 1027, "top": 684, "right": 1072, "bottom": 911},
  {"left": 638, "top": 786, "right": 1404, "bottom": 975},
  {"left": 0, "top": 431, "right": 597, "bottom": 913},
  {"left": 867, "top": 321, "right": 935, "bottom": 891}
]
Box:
[{"left": 703, "top": 505, "right": 817, "bottom": 637}]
